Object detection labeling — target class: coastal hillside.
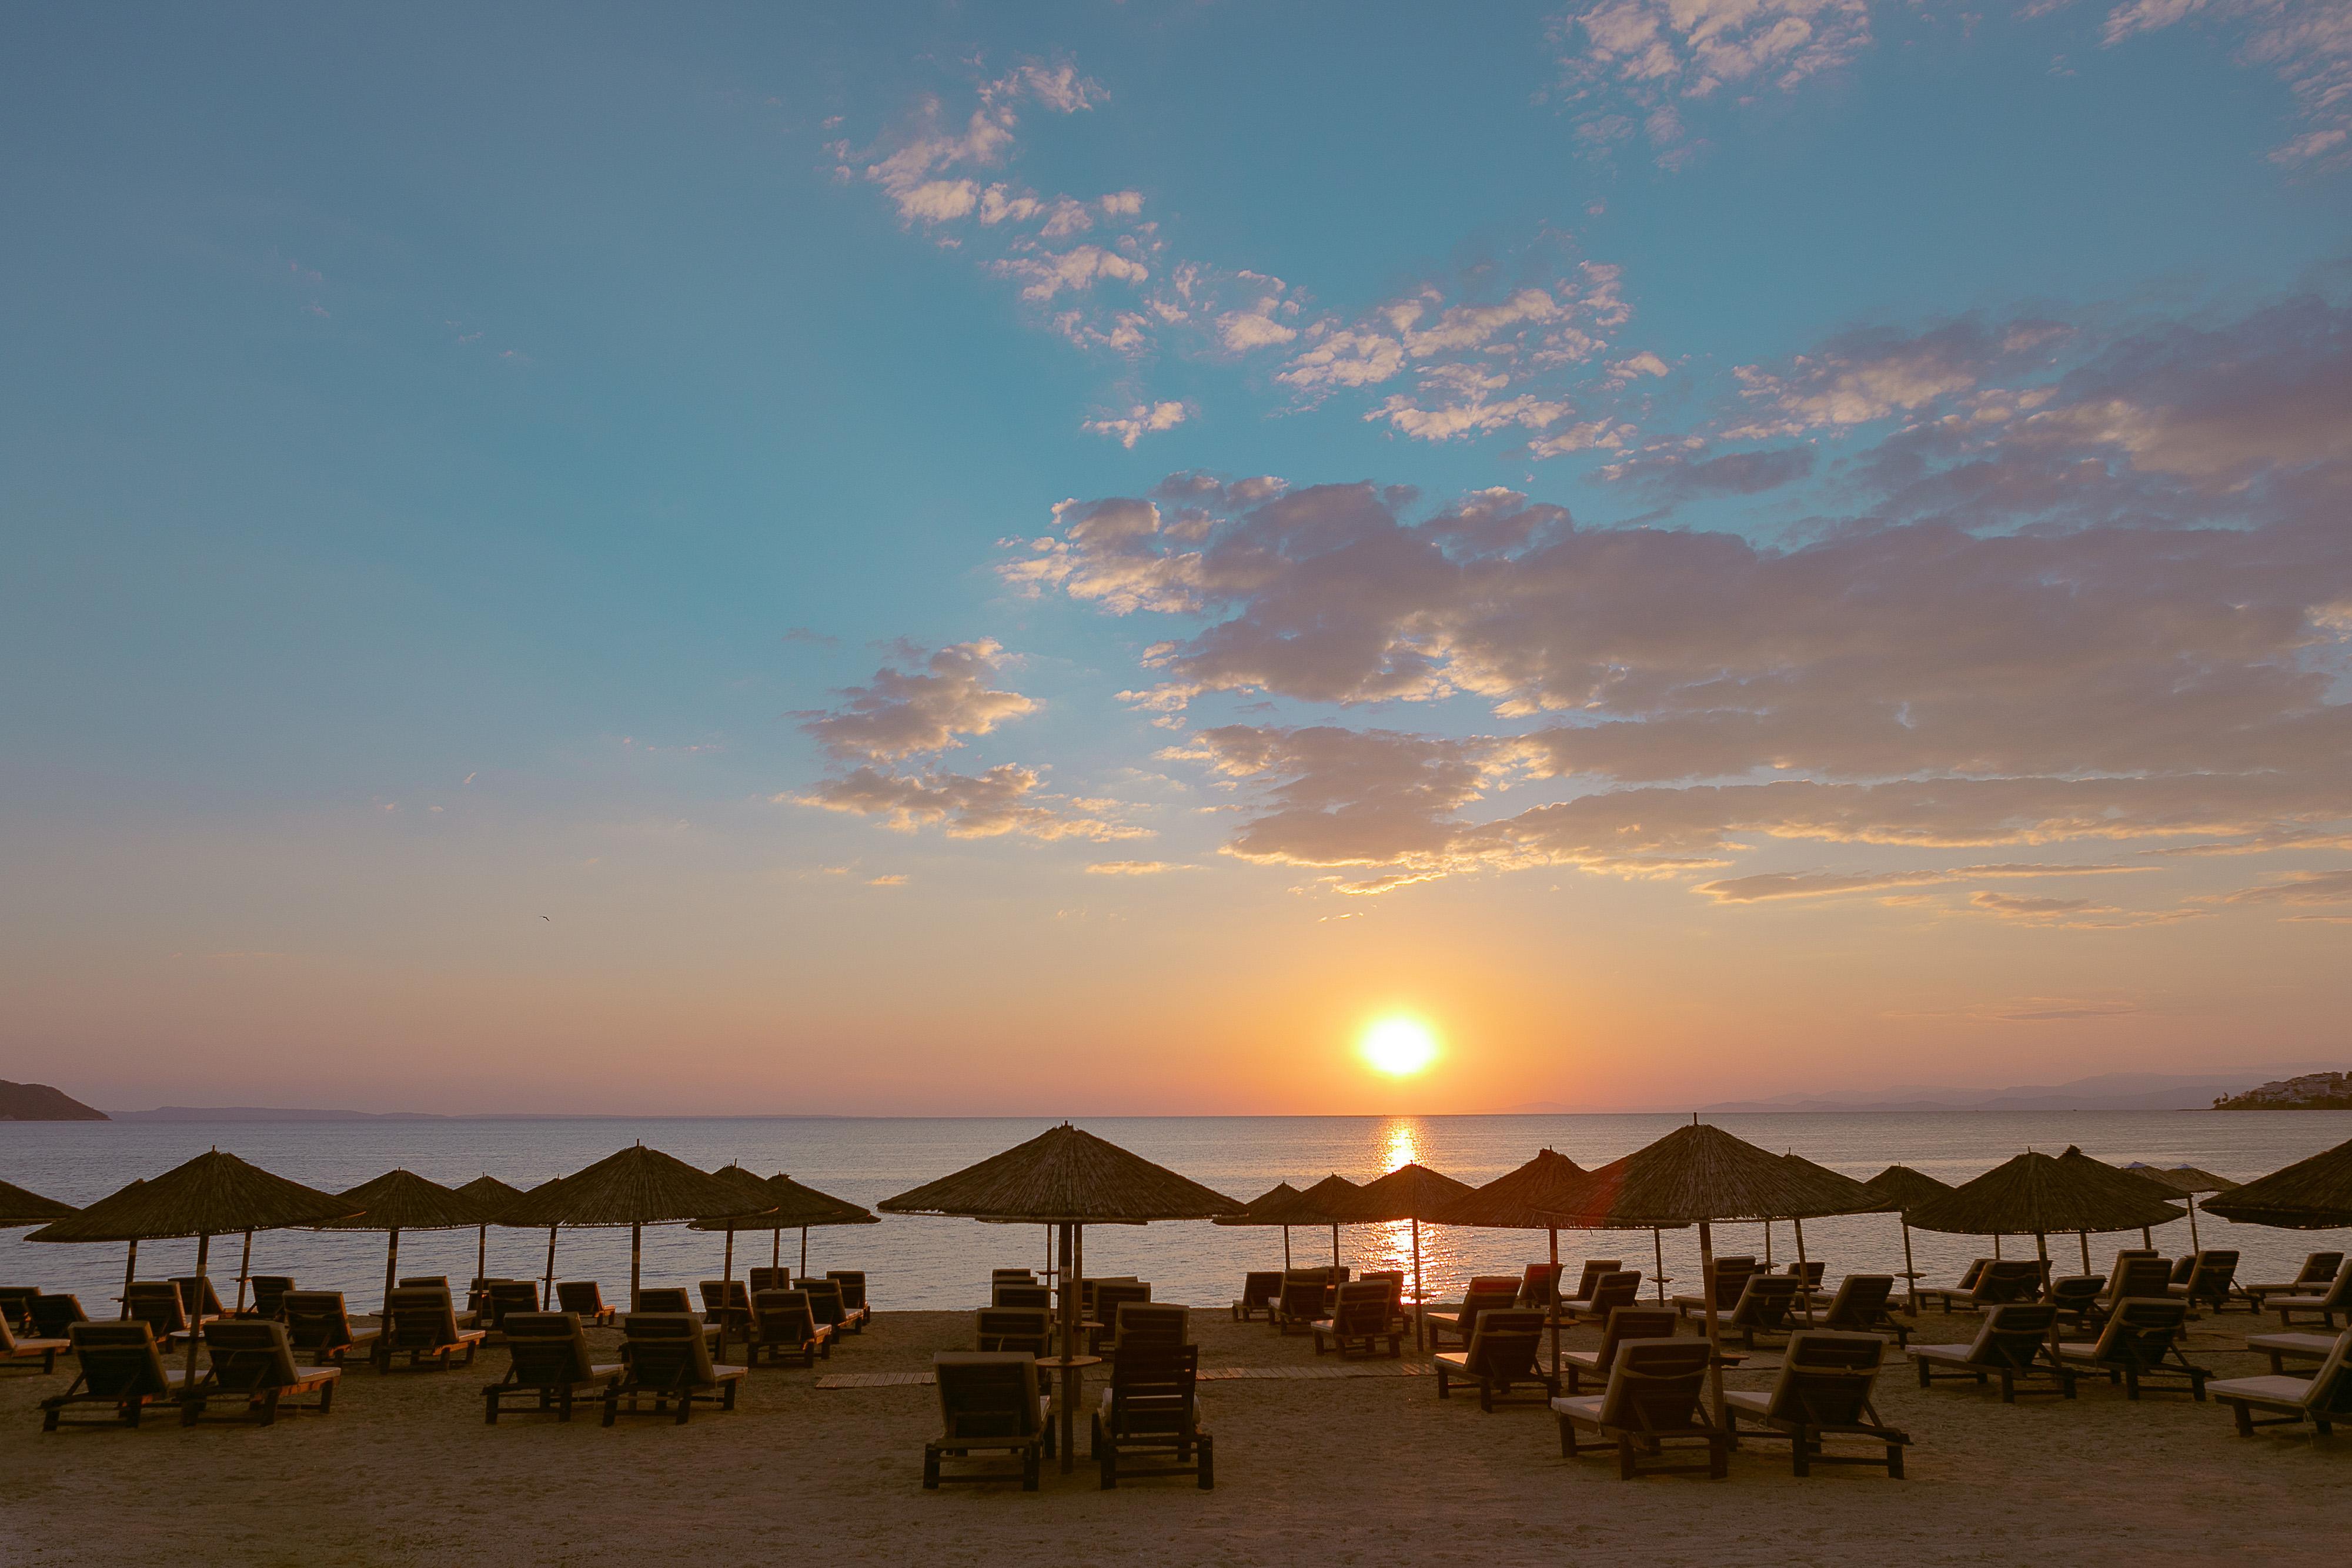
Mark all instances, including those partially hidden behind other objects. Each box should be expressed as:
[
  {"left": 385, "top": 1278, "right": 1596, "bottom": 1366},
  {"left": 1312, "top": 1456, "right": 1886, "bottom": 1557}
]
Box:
[
  {"left": 0, "top": 1080, "right": 108, "bottom": 1121},
  {"left": 2214, "top": 1071, "right": 2352, "bottom": 1109}
]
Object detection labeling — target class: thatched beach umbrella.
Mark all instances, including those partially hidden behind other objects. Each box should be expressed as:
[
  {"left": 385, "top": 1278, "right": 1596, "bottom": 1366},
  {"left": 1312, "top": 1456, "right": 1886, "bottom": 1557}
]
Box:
[
  {"left": 686, "top": 1168, "right": 874, "bottom": 1353},
  {"left": 2124, "top": 1164, "right": 2241, "bottom": 1251},
  {"left": 1853, "top": 1165, "right": 1953, "bottom": 1313},
  {"left": 24, "top": 1150, "right": 359, "bottom": 1383},
  {"left": 1434, "top": 1149, "right": 1585, "bottom": 1375},
  {"left": 1337, "top": 1162, "right": 1474, "bottom": 1350},
  {"left": 1213, "top": 1182, "right": 1306, "bottom": 1269},
  {"left": 1907, "top": 1147, "right": 2181, "bottom": 1283},
  {"left": 1538, "top": 1121, "right": 1877, "bottom": 1424},
  {"left": 453, "top": 1174, "right": 524, "bottom": 1297},
  {"left": 2204, "top": 1137, "right": 2352, "bottom": 1232},
  {"left": 499, "top": 1144, "right": 773, "bottom": 1311},
  {"left": 319, "top": 1169, "right": 490, "bottom": 1368},
  {"left": 0, "top": 1178, "right": 76, "bottom": 1228},
  {"left": 1284, "top": 1174, "right": 1364, "bottom": 1273},
  {"left": 880, "top": 1122, "right": 1242, "bottom": 1473}
]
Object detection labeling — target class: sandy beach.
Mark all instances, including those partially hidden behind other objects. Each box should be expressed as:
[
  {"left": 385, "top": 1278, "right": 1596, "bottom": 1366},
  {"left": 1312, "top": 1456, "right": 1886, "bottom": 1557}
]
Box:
[{"left": 2, "top": 1293, "right": 2343, "bottom": 1567}]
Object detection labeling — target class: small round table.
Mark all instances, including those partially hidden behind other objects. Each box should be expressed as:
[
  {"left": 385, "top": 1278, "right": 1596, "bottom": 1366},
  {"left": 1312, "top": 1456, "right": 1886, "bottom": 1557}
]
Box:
[{"left": 1034, "top": 1355, "right": 1102, "bottom": 1473}]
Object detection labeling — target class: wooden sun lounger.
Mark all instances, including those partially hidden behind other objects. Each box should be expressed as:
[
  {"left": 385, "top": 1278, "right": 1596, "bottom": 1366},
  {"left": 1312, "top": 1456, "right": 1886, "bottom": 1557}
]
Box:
[
  {"left": 1271, "top": 1273, "right": 1331, "bottom": 1336},
  {"left": 1, "top": 1313, "right": 70, "bottom": 1375},
  {"left": 482, "top": 1281, "right": 543, "bottom": 1335},
  {"left": 1311, "top": 1281, "right": 1404, "bottom": 1360},
  {"left": 1087, "top": 1283, "right": 1151, "bottom": 1355},
  {"left": 484, "top": 1311, "right": 623, "bottom": 1423},
  {"left": 1552, "top": 1339, "right": 1727, "bottom": 1480},
  {"left": 746, "top": 1289, "right": 831, "bottom": 1366},
  {"left": 975, "top": 1306, "right": 1048, "bottom": 1357},
  {"left": 245, "top": 1276, "right": 295, "bottom": 1320},
  {"left": 801, "top": 1276, "right": 870, "bottom": 1337},
  {"left": 1435, "top": 1308, "right": 1556, "bottom": 1412},
  {"left": 1231, "top": 1270, "right": 1284, "bottom": 1322},
  {"left": 699, "top": 1279, "right": 753, "bottom": 1341},
  {"left": 1558, "top": 1271, "right": 1642, "bottom": 1326},
  {"left": 1808, "top": 1275, "right": 1909, "bottom": 1346},
  {"left": 2246, "top": 1330, "right": 2344, "bottom": 1373},
  {"left": 2210, "top": 1329, "right": 2352, "bottom": 1438},
  {"left": 1718, "top": 1274, "right": 1804, "bottom": 1350},
  {"left": 28, "top": 1293, "right": 89, "bottom": 1342},
  {"left": 555, "top": 1281, "right": 616, "bottom": 1328},
  {"left": 1725, "top": 1329, "right": 1910, "bottom": 1477},
  {"left": 1958, "top": 1260, "right": 2046, "bottom": 1311},
  {"left": 1915, "top": 1258, "right": 1992, "bottom": 1313},
  {"left": 40, "top": 1323, "right": 189, "bottom": 1430},
  {"left": 2167, "top": 1250, "right": 2241, "bottom": 1316},
  {"left": 280, "top": 1291, "right": 380, "bottom": 1368},
  {"left": 181, "top": 1320, "right": 340, "bottom": 1426},
  {"left": 602, "top": 1313, "right": 747, "bottom": 1426},
  {"left": 2241, "top": 1253, "right": 2344, "bottom": 1311},
  {"left": 2053, "top": 1298, "right": 2211, "bottom": 1400},
  {"left": 122, "top": 1282, "right": 206, "bottom": 1347},
  {"left": 994, "top": 1282, "right": 1051, "bottom": 1309},
  {"left": 379, "top": 1286, "right": 487, "bottom": 1370},
  {"left": 2268, "top": 1267, "right": 2352, "bottom": 1329},
  {"left": 168, "top": 1276, "right": 229, "bottom": 1322},
  {"left": 0, "top": 1286, "right": 38, "bottom": 1333},
  {"left": 1909, "top": 1303, "right": 2075, "bottom": 1402},
  {"left": 1519, "top": 1262, "right": 1566, "bottom": 1310},
  {"left": 1562, "top": 1306, "right": 1679, "bottom": 1395},
  {"left": 826, "top": 1271, "right": 870, "bottom": 1317},
  {"left": 926, "top": 1351, "right": 1054, "bottom": 1490},
  {"left": 1671, "top": 1262, "right": 1758, "bottom": 1321},
  {"left": 747, "top": 1266, "right": 793, "bottom": 1295},
  {"left": 1107, "top": 1303, "right": 1188, "bottom": 1363},
  {"left": 1426, "top": 1279, "right": 1522, "bottom": 1353},
  {"left": 1093, "top": 1345, "right": 1212, "bottom": 1490}
]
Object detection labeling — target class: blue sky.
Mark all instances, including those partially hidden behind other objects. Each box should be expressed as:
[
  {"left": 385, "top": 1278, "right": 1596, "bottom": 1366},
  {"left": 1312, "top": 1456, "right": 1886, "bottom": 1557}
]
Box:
[{"left": 4, "top": 2, "right": 2348, "bottom": 1114}]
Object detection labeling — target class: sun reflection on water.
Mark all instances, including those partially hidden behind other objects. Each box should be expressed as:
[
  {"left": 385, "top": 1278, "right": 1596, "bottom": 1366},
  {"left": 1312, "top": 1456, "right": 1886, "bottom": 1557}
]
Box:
[{"left": 1375, "top": 1119, "right": 1420, "bottom": 1292}]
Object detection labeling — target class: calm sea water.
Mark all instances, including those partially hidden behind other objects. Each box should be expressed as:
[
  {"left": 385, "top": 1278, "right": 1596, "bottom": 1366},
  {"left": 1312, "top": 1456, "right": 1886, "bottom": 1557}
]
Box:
[{"left": 6, "top": 1112, "right": 2348, "bottom": 1312}]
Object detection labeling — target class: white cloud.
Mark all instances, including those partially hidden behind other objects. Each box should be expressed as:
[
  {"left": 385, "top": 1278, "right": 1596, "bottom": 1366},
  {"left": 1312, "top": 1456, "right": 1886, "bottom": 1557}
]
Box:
[
  {"left": 1083, "top": 401, "right": 1190, "bottom": 447},
  {"left": 796, "top": 640, "right": 1038, "bottom": 762}
]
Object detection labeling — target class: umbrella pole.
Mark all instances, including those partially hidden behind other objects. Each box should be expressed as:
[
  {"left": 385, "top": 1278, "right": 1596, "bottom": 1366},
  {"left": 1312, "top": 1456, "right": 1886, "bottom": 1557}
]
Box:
[
  {"left": 1699, "top": 1219, "right": 1726, "bottom": 1429},
  {"left": 543, "top": 1227, "right": 557, "bottom": 1308},
  {"left": 1993, "top": 1234, "right": 2003, "bottom": 1260},
  {"left": 773, "top": 1228, "right": 781, "bottom": 1275},
  {"left": 801, "top": 1225, "right": 809, "bottom": 1276},
  {"left": 1411, "top": 1218, "right": 1424, "bottom": 1353},
  {"left": 1331, "top": 1222, "right": 1339, "bottom": 1274},
  {"left": 1282, "top": 1225, "right": 1291, "bottom": 1271},
  {"left": 1763, "top": 1219, "right": 1773, "bottom": 1268},
  {"left": 121, "top": 1240, "right": 138, "bottom": 1320},
  {"left": 1063, "top": 1222, "right": 1083, "bottom": 1474},
  {"left": 631, "top": 1223, "right": 643, "bottom": 1312},
  {"left": 2186, "top": 1193, "right": 2201, "bottom": 1251},
  {"left": 2141, "top": 1226, "right": 2153, "bottom": 1249},
  {"left": 2035, "top": 1231, "right": 2049, "bottom": 1290},
  {"left": 184, "top": 1230, "right": 211, "bottom": 1390},
  {"left": 1548, "top": 1226, "right": 1561, "bottom": 1382},
  {"left": 1652, "top": 1229, "right": 1666, "bottom": 1303},
  {"left": 1900, "top": 1219, "right": 1919, "bottom": 1315},
  {"left": 236, "top": 1231, "right": 252, "bottom": 1315},
  {"left": 720, "top": 1228, "right": 734, "bottom": 1362},
  {"left": 2079, "top": 1232, "right": 2092, "bottom": 1273},
  {"left": 1793, "top": 1217, "right": 1810, "bottom": 1314},
  {"left": 377, "top": 1225, "right": 400, "bottom": 1371}
]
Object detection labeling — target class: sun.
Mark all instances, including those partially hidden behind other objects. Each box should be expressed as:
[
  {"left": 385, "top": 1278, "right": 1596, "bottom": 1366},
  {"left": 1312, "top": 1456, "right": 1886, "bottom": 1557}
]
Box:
[{"left": 1359, "top": 1016, "right": 1440, "bottom": 1076}]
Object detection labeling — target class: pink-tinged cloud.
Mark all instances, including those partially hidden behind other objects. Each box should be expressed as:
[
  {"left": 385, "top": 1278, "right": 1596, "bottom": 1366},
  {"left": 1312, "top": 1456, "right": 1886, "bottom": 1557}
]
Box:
[
  {"left": 790, "top": 764, "right": 1151, "bottom": 842},
  {"left": 795, "top": 640, "right": 1037, "bottom": 762}
]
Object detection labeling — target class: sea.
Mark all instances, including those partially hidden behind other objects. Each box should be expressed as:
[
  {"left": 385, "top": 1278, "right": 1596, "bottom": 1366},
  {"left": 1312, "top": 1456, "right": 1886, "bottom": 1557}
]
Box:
[{"left": 6, "top": 1111, "right": 2348, "bottom": 1312}]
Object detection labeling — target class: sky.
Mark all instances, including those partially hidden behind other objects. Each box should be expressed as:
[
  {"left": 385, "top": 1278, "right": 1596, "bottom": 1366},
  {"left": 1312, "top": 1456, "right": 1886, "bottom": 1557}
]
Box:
[{"left": 3, "top": 1, "right": 2348, "bottom": 1116}]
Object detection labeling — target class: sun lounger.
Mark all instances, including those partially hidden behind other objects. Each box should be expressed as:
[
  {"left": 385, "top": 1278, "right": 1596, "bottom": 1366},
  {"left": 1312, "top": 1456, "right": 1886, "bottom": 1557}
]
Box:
[
  {"left": 2096, "top": 1255, "right": 2177, "bottom": 1306},
  {"left": 636, "top": 1287, "right": 691, "bottom": 1312},
  {"left": 246, "top": 1276, "right": 295, "bottom": 1320},
  {"left": 2246, "top": 1329, "right": 2344, "bottom": 1373},
  {"left": 2053, "top": 1298, "right": 2211, "bottom": 1400},
  {"left": 826, "top": 1271, "right": 870, "bottom": 1317},
  {"left": 168, "top": 1276, "right": 229, "bottom": 1322},
  {"left": 2242, "top": 1253, "right": 2344, "bottom": 1311},
  {"left": 1082, "top": 1276, "right": 1145, "bottom": 1316},
  {"left": 398, "top": 1275, "right": 450, "bottom": 1290},
  {"left": 1562, "top": 1306, "right": 1680, "bottom": 1395},
  {"left": 2168, "top": 1249, "right": 2241, "bottom": 1315},
  {"left": 2267, "top": 1265, "right": 2352, "bottom": 1329},
  {"left": 1107, "top": 1303, "right": 1188, "bottom": 1363},
  {"left": 994, "top": 1282, "right": 1051, "bottom": 1309},
  {"left": 1093, "top": 1344, "right": 1212, "bottom": 1489},
  {"left": 1087, "top": 1283, "right": 1151, "bottom": 1355},
  {"left": 748, "top": 1266, "right": 792, "bottom": 1294},
  {"left": 1808, "top": 1275, "right": 1910, "bottom": 1346},
  {"left": 602, "top": 1312, "right": 747, "bottom": 1426},
  {"left": 991, "top": 1268, "right": 1036, "bottom": 1286},
  {"left": 1518, "top": 1262, "right": 1566, "bottom": 1310},
  {"left": 1962, "top": 1259, "right": 2046, "bottom": 1310},
  {"left": 28, "top": 1293, "right": 89, "bottom": 1341},
  {"left": 279, "top": 1291, "right": 380, "bottom": 1368},
  {"left": 975, "top": 1306, "right": 1049, "bottom": 1357},
  {"left": 1426, "top": 1278, "right": 1523, "bottom": 1353},
  {"left": 2046, "top": 1275, "right": 2103, "bottom": 1332},
  {"left": 1435, "top": 1308, "right": 1556, "bottom": 1412},
  {"left": 379, "top": 1286, "right": 487, "bottom": 1370},
  {"left": 1311, "top": 1281, "right": 1405, "bottom": 1360},
  {"left": 1559, "top": 1271, "right": 1643, "bottom": 1326},
  {"left": 699, "top": 1279, "right": 753, "bottom": 1340},
  {"left": 1231, "top": 1270, "right": 1284, "bottom": 1322},
  {"left": 1361, "top": 1270, "right": 1409, "bottom": 1332},
  {"left": 1, "top": 1312, "right": 70, "bottom": 1375},
  {"left": 799, "top": 1276, "right": 866, "bottom": 1340},
  {"left": 123, "top": 1282, "right": 203, "bottom": 1346},
  {"left": 1272, "top": 1273, "right": 1330, "bottom": 1336},
  {"left": 483, "top": 1281, "right": 542, "bottom": 1335},
  {"left": 483, "top": 1310, "right": 623, "bottom": 1423},
  {"left": 1563, "top": 1261, "right": 1624, "bottom": 1305},
  {"left": 747, "top": 1289, "right": 831, "bottom": 1367},
  {"left": 1915, "top": 1258, "right": 1993, "bottom": 1312},
  {"left": 1671, "top": 1261, "right": 1758, "bottom": 1320},
  {"left": 1909, "top": 1303, "right": 2076, "bottom": 1402},
  {"left": 926, "top": 1351, "right": 1055, "bottom": 1489},
  {"left": 554, "top": 1281, "right": 616, "bottom": 1328},
  {"left": 1552, "top": 1339, "right": 1726, "bottom": 1480},
  {"left": 181, "top": 1320, "right": 339, "bottom": 1426},
  {"left": 1724, "top": 1329, "right": 1910, "bottom": 1477},
  {"left": 1718, "top": 1274, "right": 1804, "bottom": 1350},
  {"left": 0, "top": 1287, "right": 41, "bottom": 1333},
  {"left": 2210, "top": 1329, "right": 2352, "bottom": 1437},
  {"left": 39, "top": 1322, "right": 188, "bottom": 1430}
]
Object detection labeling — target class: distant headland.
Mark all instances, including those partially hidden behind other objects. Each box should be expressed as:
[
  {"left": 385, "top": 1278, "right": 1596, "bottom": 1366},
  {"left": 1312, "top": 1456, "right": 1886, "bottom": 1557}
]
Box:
[
  {"left": 0, "top": 1081, "right": 108, "bottom": 1121},
  {"left": 2213, "top": 1071, "right": 2352, "bottom": 1109}
]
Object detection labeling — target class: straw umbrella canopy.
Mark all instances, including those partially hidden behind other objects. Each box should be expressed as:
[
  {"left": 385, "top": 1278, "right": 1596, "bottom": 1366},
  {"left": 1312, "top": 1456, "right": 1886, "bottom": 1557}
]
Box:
[
  {"left": 0, "top": 1178, "right": 75, "bottom": 1228},
  {"left": 1212, "top": 1182, "right": 1307, "bottom": 1270},
  {"left": 453, "top": 1174, "right": 524, "bottom": 1296},
  {"left": 2122, "top": 1163, "right": 2241, "bottom": 1251},
  {"left": 1433, "top": 1149, "right": 1586, "bottom": 1373},
  {"left": 880, "top": 1122, "right": 1242, "bottom": 1473},
  {"left": 1536, "top": 1121, "right": 1878, "bottom": 1425},
  {"left": 1335, "top": 1162, "right": 1474, "bottom": 1349},
  {"left": 2204, "top": 1138, "right": 2352, "bottom": 1231},
  {"left": 1280, "top": 1174, "right": 1365, "bottom": 1273},
  {"left": 686, "top": 1168, "right": 876, "bottom": 1348},
  {"left": 24, "top": 1149, "right": 360, "bottom": 1383},
  {"left": 1907, "top": 1148, "right": 2181, "bottom": 1285},
  {"left": 1852, "top": 1164, "right": 1954, "bottom": 1313},
  {"left": 499, "top": 1144, "right": 774, "bottom": 1311},
  {"left": 318, "top": 1169, "right": 492, "bottom": 1368}
]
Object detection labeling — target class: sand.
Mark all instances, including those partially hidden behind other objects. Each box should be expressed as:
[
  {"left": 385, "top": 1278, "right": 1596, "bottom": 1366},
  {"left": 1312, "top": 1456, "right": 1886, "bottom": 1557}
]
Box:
[{"left": 1, "top": 1293, "right": 2344, "bottom": 1567}]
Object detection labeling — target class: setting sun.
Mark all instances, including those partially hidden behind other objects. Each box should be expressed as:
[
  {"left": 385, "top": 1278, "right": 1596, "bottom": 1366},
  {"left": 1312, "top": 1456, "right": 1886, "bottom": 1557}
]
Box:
[{"left": 1359, "top": 1016, "right": 1441, "bottom": 1076}]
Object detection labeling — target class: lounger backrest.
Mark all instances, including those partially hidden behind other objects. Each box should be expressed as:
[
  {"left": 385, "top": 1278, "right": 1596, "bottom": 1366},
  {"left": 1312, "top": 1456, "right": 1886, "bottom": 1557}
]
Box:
[
  {"left": 1954, "top": 1258, "right": 1991, "bottom": 1291},
  {"left": 1783, "top": 1260, "right": 1826, "bottom": 1285},
  {"left": 0, "top": 1286, "right": 36, "bottom": 1330},
  {"left": 1239, "top": 1270, "right": 1284, "bottom": 1308},
  {"left": 247, "top": 1276, "right": 294, "bottom": 1319},
  {"left": 1732, "top": 1273, "right": 1801, "bottom": 1325},
  {"left": 1593, "top": 1307, "right": 1678, "bottom": 1375},
  {"left": 2094, "top": 1298, "right": 2187, "bottom": 1366},
  {"left": 1362, "top": 1271, "right": 1405, "bottom": 1309},
  {"left": 503, "top": 1311, "right": 596, "bottom": 1385},
  {"left": 1596, "top": 1339, "right": 1712, "bottom": 1432},
  {"left": 637, "top": 1288, "right": 692, "bottom": 1313},
  {"left": 279, "top": 1291, "right": 355, "bottom": 1352},
  {"left": 69, "top": 1321, "right": 172, "bottom": 1398},
  {"left": 201, "top": 1320, "right": 302, "bottom": 1391},
  {"left": 555, "top": 1281, "right": 606, "bottom": 1316},
  {"left": 31, "top": 1294, "right": 90, "bottom": 1339},
  {"left": 169, "top": 1276, "right": 227, "bottom": 1319},
  {"left": 1330, "top": 1281, "right": 1391, "bottom": 1332},
  {"left": 1823, "top": 1275, "right": 1893, "bottom": 1328},
  {"left": 399, "top": 1276, "right": 449, "bottom": 1289},
  {"left": 2297, "top": 1329, "right": 2352, "bottom": 1417},
  {"left": 1464, "top": 1309, "right": 1545, "bottom": 1376},
  {"left": 1974, "top": 1261, "right": 2043, "bottom": 1304},
  {"left": 826, "top": 1271, "right": 868, "bottom": 1312},
  {"left": 1569, "top": 1261, "right": 1623, "bottom": 1302},
  {"left": 1584, "top": 1271, "right": 1642, "bottom": 1313},
  {"left": 747, "top": 1268, "right": 791, "bottom": 1294},
  {"left": 2114, "top": 1258, "right": 2175, "bottom": 1298},
  {"left": 1455, "top": 1282, "right": 1521, "bottom": 1340},
  {"left": 754, "top": 1289, "right": 821, "bottom": 1346},
  {"left": 1278, "top": 1273, "right": 1329, "bottom": 1317},
  {"left": 2167, "top": 1255, "right": 2194, "bottom": 1283},
  {"left": 2181, "top": 1250, "right": 2239, "bottom": 1303},
  {"left": 2047, "top": 1276, "right": 2101, "bottom": 1311},
  {"left": 385, "top": 1287, "right": 463, "bottom": 1349},
  {"left": 622, "top": 1312, "right": 720, "bottom": 1388},
  {"left": 800, "top": 1279, "right": 847, "bottom": 1326},
  {"left": 935, "top": 1350, "right": 1044, "bottom": 1439},
  {"left": 1518, "top": 1262, "right": 1565, "bottom": 1308},
  {"left": 1094, "top": 1282, "right": 1151, "bottom": 1326},
  {"left": 1969, "top": 1303, "right": 2057, "bottom": 1369},
  {"left": 1114, "top": 1302, "right": 1188, "bottom": 1355},
  {"left": 1709, "top": 1261, "right": 1756, "bottom": 1308},
  {"left": 1762, "top": 1330, "right": 1886, "bottom": 1425},
  {"left": 2297, "top": 1252, "right": 2344, "bottom": 1287},
  {"left": 993, "top": 1283, "right": 1050, "bottom": 1309},
  {"left": 1102, "top": 1345, "right": 1199, "bottom": 1439},
  {"left": 2324, "top": 1266, "right": 2352, "bottom": 1309},
  {"left": 486, "top": 1281, "right": 541, "bottom": 1326},
  {"left": 699, "top": 1280, "right": 750, "bottom": 1316},
  {"left": 975, "top": 1306, "right": 1050, "bottom": 1354},
  {"left": 125, "top": 1282, "right": 187, "bottom": 1336},
  {"left": 991, "top": 1268, "right": 1035, "bottom": 1284}
]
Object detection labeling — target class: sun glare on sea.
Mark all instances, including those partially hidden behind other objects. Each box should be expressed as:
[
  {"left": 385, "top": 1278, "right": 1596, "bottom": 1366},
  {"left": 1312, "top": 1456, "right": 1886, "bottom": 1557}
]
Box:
[{"left": 1359, "top": 1016, "right": 1440, "bottom": 1077}]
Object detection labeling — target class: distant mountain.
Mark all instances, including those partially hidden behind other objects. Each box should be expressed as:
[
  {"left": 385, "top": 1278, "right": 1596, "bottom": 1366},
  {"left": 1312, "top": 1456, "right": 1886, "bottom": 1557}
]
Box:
[
  {"left": 109, "top": 1105, "right": 453, "bottom": 1123},
  {"left": 2214, "top": 1071, "right": 2352, "bottom": 1110},
  {"left": 0, "top": 1080, "right": 108, "bottom": 1121},
  {"left": 1698, "top": 1067, "right": 2338, "bottom": 1115}
]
